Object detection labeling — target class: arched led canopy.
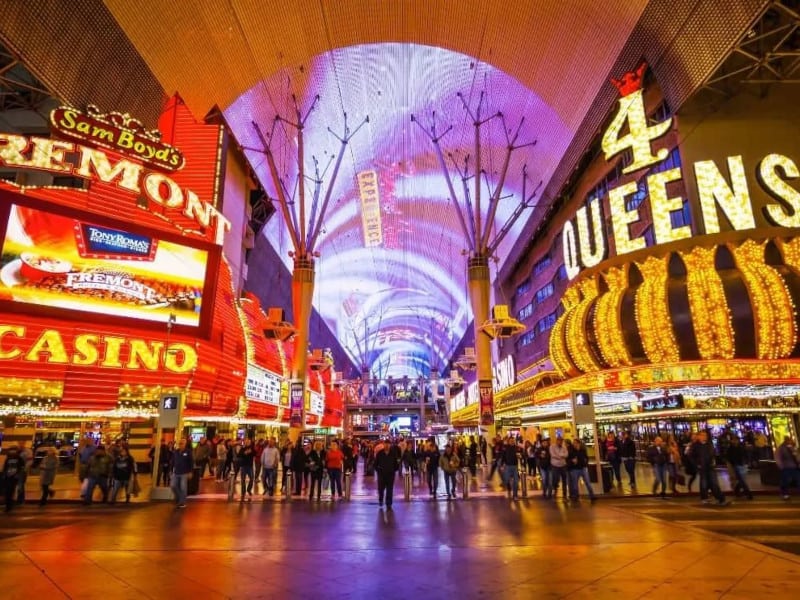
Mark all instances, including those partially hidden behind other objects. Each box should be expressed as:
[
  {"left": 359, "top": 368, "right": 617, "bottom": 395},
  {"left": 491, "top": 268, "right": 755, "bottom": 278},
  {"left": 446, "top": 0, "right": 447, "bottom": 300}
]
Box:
[
  {"left": 224, "top": 44, "right": 567, "bottom": 377},
  {"left": 104, "top": 1, "right": 649, "bottom": 378}
]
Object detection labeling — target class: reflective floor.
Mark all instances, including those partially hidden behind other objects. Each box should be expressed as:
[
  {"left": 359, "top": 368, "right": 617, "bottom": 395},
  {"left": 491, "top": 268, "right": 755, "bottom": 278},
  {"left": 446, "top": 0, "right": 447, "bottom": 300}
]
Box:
[{"left": 2, "top": 493, "right": 800, "bottom": 599}]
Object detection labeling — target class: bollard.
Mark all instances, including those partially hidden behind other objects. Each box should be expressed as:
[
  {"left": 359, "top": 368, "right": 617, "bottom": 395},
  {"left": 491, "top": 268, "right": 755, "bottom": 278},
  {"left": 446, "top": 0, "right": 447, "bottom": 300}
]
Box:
[
  {"left": 344, "top": 471, "right": 352, "bottom": 501},
  {"left": 285, "top": 471, "right": 293, "bottom": 501},
  {"left": 404, "top": 470, "right": 412, "bottom": 501},
  {"left": 462, "top": 467, "right": 470, "bottom": 500},
  {"left": 520, "top": 467, "right": 528, "bottom": 498}
]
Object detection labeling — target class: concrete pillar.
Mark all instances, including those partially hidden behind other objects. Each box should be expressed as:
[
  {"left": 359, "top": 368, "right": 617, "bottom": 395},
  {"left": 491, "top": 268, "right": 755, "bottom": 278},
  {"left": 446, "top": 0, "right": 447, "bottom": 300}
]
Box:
[
  {"left": 289, "top": 256, "right": 315, "bottom": 443},
  {"left": 468, "top": 255, "right": 495, "bottom": 438}
]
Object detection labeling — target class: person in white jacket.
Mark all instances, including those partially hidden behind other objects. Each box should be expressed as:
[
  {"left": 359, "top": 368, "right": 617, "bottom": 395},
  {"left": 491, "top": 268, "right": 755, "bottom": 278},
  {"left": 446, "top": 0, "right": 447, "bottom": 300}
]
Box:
[
  {"left": 549, "top": 436, "right": 569, "bottom": 500},
  {"left": 261, "top": 439, "right": 280, "bottom": 497}
]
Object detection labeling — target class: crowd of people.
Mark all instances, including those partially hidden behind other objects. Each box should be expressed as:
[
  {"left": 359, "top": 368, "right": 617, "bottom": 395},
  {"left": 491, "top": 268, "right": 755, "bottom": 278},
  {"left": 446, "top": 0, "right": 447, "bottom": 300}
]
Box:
[{"left": 3, "top": 428, "right": 800, "bottom": 512}]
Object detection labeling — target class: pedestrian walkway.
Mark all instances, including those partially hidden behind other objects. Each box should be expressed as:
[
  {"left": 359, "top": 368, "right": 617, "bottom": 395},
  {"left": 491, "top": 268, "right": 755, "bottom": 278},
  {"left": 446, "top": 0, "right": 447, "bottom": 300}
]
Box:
[{"left": 2, "top": 492, "right": 799, "bottom": 599}]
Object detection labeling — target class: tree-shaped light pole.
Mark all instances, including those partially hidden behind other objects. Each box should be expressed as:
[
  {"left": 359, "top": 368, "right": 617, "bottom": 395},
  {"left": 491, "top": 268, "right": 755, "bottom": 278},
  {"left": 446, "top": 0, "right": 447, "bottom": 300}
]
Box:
[
  {"left": 252, "top": 96, "right": 368, "bottom": 440},
  {"left": 412, "top": 92, "right": 540, "bottom": 433}
]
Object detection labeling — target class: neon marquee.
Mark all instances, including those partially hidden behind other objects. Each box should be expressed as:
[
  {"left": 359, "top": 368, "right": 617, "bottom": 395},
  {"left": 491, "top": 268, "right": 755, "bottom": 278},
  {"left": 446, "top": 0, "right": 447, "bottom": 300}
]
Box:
[
  {"left": 0, "top": 133, "right": 230, "bottom": 244},
  {"left": 561, "top": 64, "right": 800, "bottom": 280}
]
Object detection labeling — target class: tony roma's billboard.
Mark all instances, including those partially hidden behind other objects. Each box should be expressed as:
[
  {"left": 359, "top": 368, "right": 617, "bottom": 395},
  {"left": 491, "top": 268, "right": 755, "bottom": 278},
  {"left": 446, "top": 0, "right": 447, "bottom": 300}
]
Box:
[{"left": 1, "top": 202, "right": 210, "bottom": 327}]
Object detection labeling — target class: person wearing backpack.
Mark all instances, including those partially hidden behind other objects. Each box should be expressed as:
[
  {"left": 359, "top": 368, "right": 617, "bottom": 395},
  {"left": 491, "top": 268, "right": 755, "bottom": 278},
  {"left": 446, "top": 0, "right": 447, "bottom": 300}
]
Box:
[
  {"left": 2, "top": 446, "right": 24, "bottom": 512},
  {"left": 440, "top": 444, "right": 461, "bottom": 499}
]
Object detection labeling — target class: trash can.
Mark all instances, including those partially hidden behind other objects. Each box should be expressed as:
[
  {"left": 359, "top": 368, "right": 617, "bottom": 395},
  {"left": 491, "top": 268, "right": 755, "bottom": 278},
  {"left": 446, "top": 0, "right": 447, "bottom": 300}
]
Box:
[
  {"left": 187, "top": 467, "right": 201, "bottom": 496},
  {"left": 759, "top": 460, "right": 780, "bottom": 486},
  {"left": 588, "top": 462, "right": 613, "bottom": 493}
]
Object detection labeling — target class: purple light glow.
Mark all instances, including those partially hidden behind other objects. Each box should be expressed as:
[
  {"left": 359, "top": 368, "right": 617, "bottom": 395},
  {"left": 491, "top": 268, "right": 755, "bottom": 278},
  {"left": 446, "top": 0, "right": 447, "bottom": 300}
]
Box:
[{"left": 224, "top": 44, "right": 574, "bottom": 378}]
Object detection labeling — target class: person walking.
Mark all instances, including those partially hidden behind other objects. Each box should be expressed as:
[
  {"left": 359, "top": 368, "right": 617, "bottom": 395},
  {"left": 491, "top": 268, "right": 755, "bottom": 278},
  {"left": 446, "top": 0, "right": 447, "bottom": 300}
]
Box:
[
  {"left": 291, "top": 442, "right": 308, "bottom": 496},
  {"left": 193, "top": 436, "right": 210, "bottom": 479},
  {"left": 502, "top": 438, "right": 521, "bottom": 500},
  {"left": 325, "top": 441, "right": 344, "bottom": 500},
  {"left": 238, "top": 438, "right": 256, "bottom": 502},
  {"left": 620, "top": 431, "right": 637, "bottom": 490},
  {"left": 550, "top": 436, "right": 569, "bottom": 500},
  {"left": 689, "top": 431, "right": 728, "bottom": 505},
  {"left": 39, "top": 447, "right": 58, "bottom": 506},
  {"left": 83, "top": 446, "right": 111, "bottom": 505},
  {"left": 260, "top": 439, "right": 279, "bottom": 497},
  {"left": 683, "top": 433, "right": 699, "bottom": 492},
  {"left": 440, "top": 444, "right": 461, "bottom": 499},
  {"left": 110, "top": 446, "right": 136, "bottom": 504},
  {"left": 375, "top": 438, "right": 400, "bottom": 509},
  {"left": 171, "top": 438, "right": 193, "bottom": 508},
  {"left": 776, "top": 436, "right": 800, "bottom": 500},
  {"left": 666, "top": 435, "right": 682, "bottom": 494},
  {"left": 647, "top": 436, "right": 668, "bottom": 499},
  {"left": 306, "top": 441, "right": 325, "bottom": 502},
  {"left": 536, "top": 438, "right": 553, "bottom": 498},
  {"left": 280, "top": 440, "right": 294, "bottom": 492},
  {"left": 468, "top": 436, "right": 478, "bottom": 477},
  {"left": 425, "top": 441, "right": 440, "bottom": 497},
  {"left": 15, "top": 441, "right": 33, "bottom": 505},
  {"left": 253, "top": 439, "right": 265, "bottom": 486},
  {"left": 568, "top": 439, "right": 596, "bottom": 502},
  {"left": 2, "top": 446, "right": 24, "bottom": 512},
  {"left": 726, "top": 436, "right": 753, "bottom": 500},
  {"left": 480, "top": 436, "right": 488, "bottom": 466},
  {"left": 601, "top": 432, "right": 623, "bottom": 487},
  {"left": 215, "top": 440, "right": 228, "bottom": 482}
]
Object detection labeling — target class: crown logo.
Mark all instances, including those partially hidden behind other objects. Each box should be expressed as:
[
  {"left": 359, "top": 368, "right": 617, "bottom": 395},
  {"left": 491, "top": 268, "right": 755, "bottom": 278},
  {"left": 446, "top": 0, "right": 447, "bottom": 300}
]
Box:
[
  {"left": 85, "top": 105, "right": 162, "bottom": 142},
  {"left": 611, "top": 62, "right": 648, "bottom": 97}
]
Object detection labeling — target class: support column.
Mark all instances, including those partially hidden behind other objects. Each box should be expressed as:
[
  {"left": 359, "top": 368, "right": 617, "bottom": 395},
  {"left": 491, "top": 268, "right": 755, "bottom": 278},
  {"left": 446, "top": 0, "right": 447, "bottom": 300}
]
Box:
[
  {"left": 289, "top": 256, "right": 315, "bottom": 443},
  {"left": 468, "top": 255, "right": 495, "bottom": 438}
]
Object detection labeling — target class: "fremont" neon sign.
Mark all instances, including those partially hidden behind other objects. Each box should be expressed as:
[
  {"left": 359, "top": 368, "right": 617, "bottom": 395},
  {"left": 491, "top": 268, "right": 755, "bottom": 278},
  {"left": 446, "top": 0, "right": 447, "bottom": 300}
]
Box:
[{"left": 0, "top": 133, "right": 230, "bottom": 244}]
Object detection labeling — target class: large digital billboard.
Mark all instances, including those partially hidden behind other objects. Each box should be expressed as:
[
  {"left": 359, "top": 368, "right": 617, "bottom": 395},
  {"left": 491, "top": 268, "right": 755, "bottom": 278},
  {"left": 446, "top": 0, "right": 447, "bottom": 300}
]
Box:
[{"left": 0, "top": 203, "right": 209, "bottom": 327}]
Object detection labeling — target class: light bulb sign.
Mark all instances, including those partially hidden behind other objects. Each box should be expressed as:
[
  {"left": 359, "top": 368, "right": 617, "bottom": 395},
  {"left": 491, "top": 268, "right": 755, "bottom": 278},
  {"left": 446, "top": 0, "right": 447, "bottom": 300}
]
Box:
[{"left": 561, "top": 62, "right": 800, "bottom": 280}]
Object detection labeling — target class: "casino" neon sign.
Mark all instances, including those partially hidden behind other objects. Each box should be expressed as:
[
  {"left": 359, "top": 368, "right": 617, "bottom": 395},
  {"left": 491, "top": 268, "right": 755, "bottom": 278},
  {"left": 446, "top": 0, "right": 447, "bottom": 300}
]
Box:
[{"left": 0, "top": 324, "right": 197, "bottom": 374}]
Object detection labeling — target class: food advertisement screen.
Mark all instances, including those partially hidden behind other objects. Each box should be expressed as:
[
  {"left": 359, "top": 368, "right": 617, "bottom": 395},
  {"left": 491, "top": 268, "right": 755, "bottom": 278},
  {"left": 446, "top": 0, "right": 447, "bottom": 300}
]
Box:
[{"left": 1, "top": 203, "right": 208, "bottom": 327}]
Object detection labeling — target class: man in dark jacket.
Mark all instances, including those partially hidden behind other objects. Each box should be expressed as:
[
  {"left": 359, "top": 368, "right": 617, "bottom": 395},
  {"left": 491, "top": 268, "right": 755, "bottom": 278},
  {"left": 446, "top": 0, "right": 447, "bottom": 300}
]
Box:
[
  {"left": 620, "top": 431, "right": 637, "bottom": 489},
  {"left": 2, "top": 446, "right": 24, "bottom": 512},
  {"left": 171, "top": 438, "right": 194, "bottom": 508},
  {"left": 689, "top": 431, "right": 728, "bottom": 505},
  {"left": 83, "top": 446, "right": 111, "bottom": 505},
  {"left": 375, "top": 439, "right": 400, "bottom": 509},
  {"left": 502, "top": 438, "right": 521, "bottom": 500},
  {"left": 726, "top": 436, "right": 753, "bottom": 500}
]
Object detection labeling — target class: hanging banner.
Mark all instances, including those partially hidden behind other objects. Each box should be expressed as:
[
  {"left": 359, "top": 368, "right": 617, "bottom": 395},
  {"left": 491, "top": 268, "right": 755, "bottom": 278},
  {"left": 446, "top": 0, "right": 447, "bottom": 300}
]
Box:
[
  {"left": 289, "top": 381, "right": 304, "bottom": 428},
  {"left": 479, "top": 380, "right": 494, "bottom": 426}
]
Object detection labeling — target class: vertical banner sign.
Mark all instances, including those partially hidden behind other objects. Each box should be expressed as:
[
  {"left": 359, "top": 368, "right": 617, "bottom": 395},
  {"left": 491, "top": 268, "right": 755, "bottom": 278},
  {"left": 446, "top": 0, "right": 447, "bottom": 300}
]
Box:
[
  {"left": 479, "top": 380, "right": 494, "bottom": 426},
  {"left": 290, "top": 382, "right": 304, "bottom": 428}
]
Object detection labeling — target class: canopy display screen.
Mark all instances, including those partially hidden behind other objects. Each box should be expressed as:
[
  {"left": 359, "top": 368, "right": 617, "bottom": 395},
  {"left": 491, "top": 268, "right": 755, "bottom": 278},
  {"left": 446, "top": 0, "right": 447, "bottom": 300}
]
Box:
[{"left": 0, "top": 203, "right": 209, "bottom": 327}]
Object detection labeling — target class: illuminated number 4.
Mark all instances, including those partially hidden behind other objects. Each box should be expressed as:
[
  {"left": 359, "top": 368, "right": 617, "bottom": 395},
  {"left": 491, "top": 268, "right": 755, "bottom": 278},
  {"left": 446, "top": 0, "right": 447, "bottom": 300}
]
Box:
[{"left": 601, "top": 89, "right": 672, "bottom": 174}]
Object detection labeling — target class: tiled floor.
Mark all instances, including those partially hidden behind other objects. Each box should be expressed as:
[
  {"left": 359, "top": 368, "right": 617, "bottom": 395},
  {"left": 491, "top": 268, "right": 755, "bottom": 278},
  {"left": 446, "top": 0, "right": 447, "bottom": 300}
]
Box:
[{"left": 2, "top": 492, "right": 799, "bottom": 599}]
